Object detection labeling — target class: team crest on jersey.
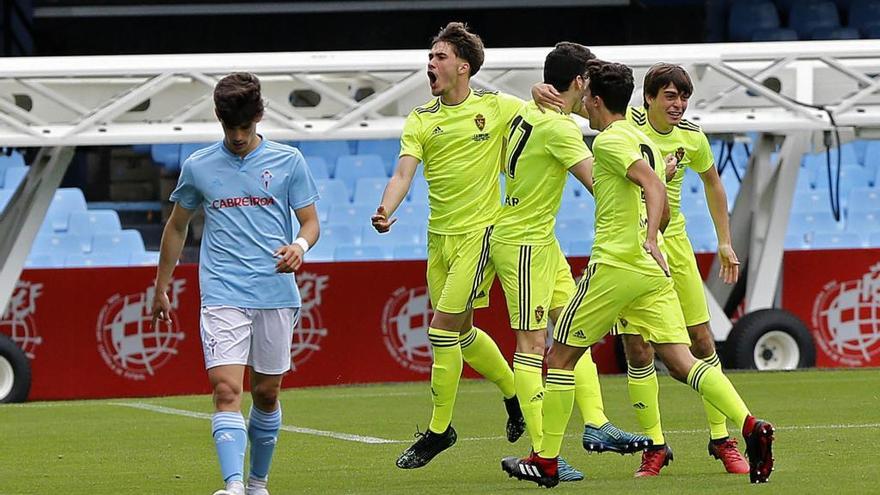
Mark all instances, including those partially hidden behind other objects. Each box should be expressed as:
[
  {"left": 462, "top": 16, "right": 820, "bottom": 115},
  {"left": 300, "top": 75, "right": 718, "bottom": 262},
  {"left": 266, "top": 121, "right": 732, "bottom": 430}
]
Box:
[
  {"left": 261, "top": 169, "right": 273, "bottom": 190},
  {"left": 474, "top": 114, "right": 486, "bottom": 131},
  {"left": 535, "top": 306, "right": 545, "bottom": 323},
  {"left": 674, "top": 147, "right": 686, "bottom": 169}
]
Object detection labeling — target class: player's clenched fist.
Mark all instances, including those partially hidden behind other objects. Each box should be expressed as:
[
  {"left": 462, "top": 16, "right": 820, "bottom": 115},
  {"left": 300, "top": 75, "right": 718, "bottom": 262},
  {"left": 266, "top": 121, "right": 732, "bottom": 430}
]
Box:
[
  {"left": 274, "top": 244, "right": 304, "bottom": 273},
  {"left": 371, "top": 205, "right": 397, "bottom": 233}
]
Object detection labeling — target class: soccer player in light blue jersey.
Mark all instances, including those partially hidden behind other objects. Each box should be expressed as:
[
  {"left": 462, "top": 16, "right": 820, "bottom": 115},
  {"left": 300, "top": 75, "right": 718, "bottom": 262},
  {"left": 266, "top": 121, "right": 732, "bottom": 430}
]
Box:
[{"left": 151, "top": 72, "right": 320, "bottom": 495}]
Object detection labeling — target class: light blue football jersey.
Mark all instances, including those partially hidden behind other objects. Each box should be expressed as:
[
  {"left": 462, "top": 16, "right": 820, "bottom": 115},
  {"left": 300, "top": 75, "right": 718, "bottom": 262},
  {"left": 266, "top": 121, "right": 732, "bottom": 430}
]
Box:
[{"left": 170, "top": 138, "right": 319, "bottom": 308}]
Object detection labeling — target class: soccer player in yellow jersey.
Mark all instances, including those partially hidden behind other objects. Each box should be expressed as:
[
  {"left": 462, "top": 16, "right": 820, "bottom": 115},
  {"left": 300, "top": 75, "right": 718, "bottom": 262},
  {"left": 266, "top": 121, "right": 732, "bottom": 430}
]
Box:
[
  {"left": 371, "top": 22, "right": 527, "bottom": 469},
  {"left": 614, "top": 63, "right": 748, "bottom": 477},
  {"left": 487, "top": 43, "right": 652, "bottom": 482},
  {"left": 502, "top": 60, "right": 775, "bottom": 488}
]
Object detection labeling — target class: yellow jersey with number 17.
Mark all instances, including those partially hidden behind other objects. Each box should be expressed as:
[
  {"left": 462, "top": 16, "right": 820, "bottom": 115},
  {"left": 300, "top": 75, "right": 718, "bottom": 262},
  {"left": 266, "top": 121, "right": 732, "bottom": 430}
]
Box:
[
  {"left": 627, "top": 106, "right": 714, "bottom": 238},
  {"left": 400, "top": 89, "right": 524, "bottom": 235},
  {"left": 493, "top": 101, "right": 592, "bottom": 245},
  {"left": 590, "top": 119, "right": 666, "bottom": 277}
]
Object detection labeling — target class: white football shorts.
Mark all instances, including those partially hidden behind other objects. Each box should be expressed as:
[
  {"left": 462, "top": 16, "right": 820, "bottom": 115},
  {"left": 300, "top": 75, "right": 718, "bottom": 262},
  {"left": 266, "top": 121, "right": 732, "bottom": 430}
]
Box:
[{"left": 200, "top": 306, "right": 300, "bottom": 375}]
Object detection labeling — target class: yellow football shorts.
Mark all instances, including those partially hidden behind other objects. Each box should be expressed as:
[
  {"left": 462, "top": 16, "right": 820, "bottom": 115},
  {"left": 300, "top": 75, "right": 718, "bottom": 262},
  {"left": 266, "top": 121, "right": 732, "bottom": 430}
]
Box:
[
  {"left": 426, "top": 226, "right": 493, "bottom": 314},
  {"left": 616, "top": 232, "right": 711, "bottom": 339},
  {"left": 486, "top": 238, "right": 576, "bottom": 330},
  {"left": 554, "top": 263, "right": 689, "bottom": 347}
]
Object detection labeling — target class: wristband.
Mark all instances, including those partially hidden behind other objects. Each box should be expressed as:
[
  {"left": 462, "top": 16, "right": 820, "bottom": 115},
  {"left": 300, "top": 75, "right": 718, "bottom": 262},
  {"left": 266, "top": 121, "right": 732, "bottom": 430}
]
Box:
[{"left": 293, "top": 237, "right": 310, "bottom": 253}]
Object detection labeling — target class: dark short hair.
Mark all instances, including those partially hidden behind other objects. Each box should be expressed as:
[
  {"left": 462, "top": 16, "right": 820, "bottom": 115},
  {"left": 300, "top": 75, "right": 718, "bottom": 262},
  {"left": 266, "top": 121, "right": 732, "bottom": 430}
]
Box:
[
  {"left": 643, "top": 63, "right": 693, "bottom": 107},
  {"left": 543, "top": 42, "right": 595, "bottom": 93},
  {"left": 213, "top": 72, "right": 264, "bottom": 127},
  {"left": 586, "top": 60, "right": 634, "bottom": 115},
  {"left": 432, "top": 22, "right": 485, "bottom": 76}
]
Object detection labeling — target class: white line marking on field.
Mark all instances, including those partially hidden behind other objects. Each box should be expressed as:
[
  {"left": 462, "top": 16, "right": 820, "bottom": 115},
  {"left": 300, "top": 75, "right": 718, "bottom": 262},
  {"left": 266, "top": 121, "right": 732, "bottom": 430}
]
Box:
[{"left": 110, "top": 402, "right": 398, "bottom": 445}]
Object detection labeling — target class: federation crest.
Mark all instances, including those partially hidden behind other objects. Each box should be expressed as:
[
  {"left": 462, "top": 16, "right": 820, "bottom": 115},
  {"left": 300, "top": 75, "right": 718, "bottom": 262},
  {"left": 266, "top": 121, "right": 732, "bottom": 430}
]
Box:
[
  {"left": 0, "top": 281, "right": 44, "bottom": 359},
  {"left": 261, "top": 169, "right": 273, "bottom": 189},
  {"left": 811, "top": 262, "right": 880, "bottom": 366},
  {"left": 96, "top": 280, "right": 187, "bottom": 380},
  {"left": 290, "top": 271, "right": 329, "bottom": 370},
  {"left": 382, "top": 286, "right": 434, "bottom": 373},
  {"left": 474, "top": 114, "right": 486, "bottom": 131}
]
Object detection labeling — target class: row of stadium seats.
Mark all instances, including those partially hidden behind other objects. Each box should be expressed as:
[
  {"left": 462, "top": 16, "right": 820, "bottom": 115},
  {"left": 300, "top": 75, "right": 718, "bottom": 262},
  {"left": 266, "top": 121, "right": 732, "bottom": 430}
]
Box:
[{"left": 729, "top": 0, "right": 880, "bottom": 41}]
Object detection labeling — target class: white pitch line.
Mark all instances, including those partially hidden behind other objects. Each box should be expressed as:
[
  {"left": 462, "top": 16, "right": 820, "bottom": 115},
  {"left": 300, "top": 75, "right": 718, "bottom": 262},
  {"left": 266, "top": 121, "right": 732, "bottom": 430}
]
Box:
[{"left": 110, "top": 402, "right": 398, "bottom": 445}]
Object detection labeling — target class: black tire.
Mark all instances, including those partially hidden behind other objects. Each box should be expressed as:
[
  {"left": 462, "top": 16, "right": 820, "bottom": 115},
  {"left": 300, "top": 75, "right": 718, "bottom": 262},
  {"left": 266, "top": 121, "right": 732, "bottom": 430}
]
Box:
[
  {"left": 0, "top": 333, "right": 31, "bottom": 403},
  {"left": 724, "top": 309, "right": 816, "bottom": 370}
]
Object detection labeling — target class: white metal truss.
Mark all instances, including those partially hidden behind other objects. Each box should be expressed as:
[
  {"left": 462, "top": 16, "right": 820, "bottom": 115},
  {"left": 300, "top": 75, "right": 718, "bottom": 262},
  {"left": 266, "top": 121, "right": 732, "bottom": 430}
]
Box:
[{"left": 5, "top": 40, "right": 880, "bottom": 335}]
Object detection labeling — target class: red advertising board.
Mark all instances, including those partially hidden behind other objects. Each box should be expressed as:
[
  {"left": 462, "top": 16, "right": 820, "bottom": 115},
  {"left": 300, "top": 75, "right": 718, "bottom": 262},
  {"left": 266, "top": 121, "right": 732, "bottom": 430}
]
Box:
[{"left": 1, "top": 258, "right": 619, "bottom": 400}]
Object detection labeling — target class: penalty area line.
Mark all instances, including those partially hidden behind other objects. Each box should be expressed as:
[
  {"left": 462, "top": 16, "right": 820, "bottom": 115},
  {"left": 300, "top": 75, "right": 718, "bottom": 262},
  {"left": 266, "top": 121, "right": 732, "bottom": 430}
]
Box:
[{"left": 110, "top": 402, "right": 398, "bottom": 445}]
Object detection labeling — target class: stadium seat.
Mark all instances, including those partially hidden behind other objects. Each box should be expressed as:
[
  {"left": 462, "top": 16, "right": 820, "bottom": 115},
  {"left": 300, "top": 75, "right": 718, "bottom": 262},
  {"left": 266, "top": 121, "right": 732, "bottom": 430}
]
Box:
[
  {"left": 352, "top": 177, "right": 387, "bottom": 204},
  {"left": 319, "top": 223, "right": 359, "bottom": 246},
  {"left": 91, "top": 230, "right": 146, "bottom": 255},
  {"left": 680, "top": 191, "right": 709, "bottom": 219},
  {"left": 810, "top": 26, "right": 860, "bottom": 39},
  {"left": 0, "top": 189, "right": 12, "bottom": 212},
  {"left": 32, "top": 233, "right": 91, "bottom": 255},
  {"left": 361, "top": 224, "right": 425, "bottom": 246},
  {"left": 0, "top": 151, "right": 25, "bottom": 168},
  {"left": 814, "top": 163, "right": 872, "bottom": 191},
  {"left": 65, "top": 252, "right": 130, "bottom": 267},
  {"left": 785, "top": 233, "right": 811, "bottom": 250},
  {"left": 150, "top": 143, "right": 180, "bottom": 169},
  {"left": 564, "top": 174, "right": 587, "bottom": 199},
  {"left": 558, "top": 197, "right": 596, "bottom": 223},
  {"left": 566, "top": 239, "right": 593, "bottom": 257},
  {"left": 314, "top": 179, "right": 350, "bottom": 211},
  {"left": 67, "top": 210, "right": 122, "bottom": 236},
  {"left": 751, "top": 27, "right": 799, "bottom": 41},
  {"left": 304, "top": 156, "right": 330, "bottom": 180},
  {"left": 334, "top": 244, "right": 389, "bottom": 261},
  {"left": 868, "top": 231, "right": 880, "bottom": 247},
  {"left": 849, "top": 0, "right": 880, "bottom": 33},
  {"left": 394, "top": 202, "right": 430, "bottom": 226},
  {"left": 408, "top": 175, "right": 429, "bottom": 203},
  {"left": 130, "top": 251, "right": 161, "bottom": 266},
  {"left": 683, "top": 168, "right": 702, "bottom": 195},
  {"left": 299, "top": 140, "right": 353, "bottom": 175},
  {"left": 846, "top": 187, "right": 880, "bottom": 213},
  {"left": 790, "top": 1, "right": 841, "bottom": 38},
  {"left": 393, "top": 244, "right": 428, "bottom": 260},
  {"left": 792, "top": 188, "right": 832, "bottom": 213},
  {"left": 3, "top": 167, "right": 27, "bottom": 190},
  {"left": 729, "top": 1, "right": 781, "bottom": 41},
  {"left": 685, "top": 213, "right": 715, "bottom": 237},
  {"left": 304, "top": 238, "right": 336, "bottom": 262},
  {"left": 328, "top": 202, "right": 375, "bottom": 226},
  {"left": 689, "top": 233, "right": 718, "bottom": 253},
  {"left": 335, "top": 154, "right": 387, "bottom": 194},
  {"left": 44, "top": 188, "right": 88, "bottom": 232},
  {"left": 356, "top": 139, "right": 401, "bottom": 174},
  {"left": 846, "top": 210, "right": 880, "bottom": 232},
  {"left": 811, "top": 231, "right": 865, "bottom": 249},
  {"left": 179, "top": 142, "right": 213, "bottom": 168},
  {"left": 555, "top": 219, "right": 591, "bottom": 246},
  {"left": 25, "top": 252, "right": 65, "bottom": 268},
  {"left": 788, "top": 211, "right": 843, "bottom": 236}
]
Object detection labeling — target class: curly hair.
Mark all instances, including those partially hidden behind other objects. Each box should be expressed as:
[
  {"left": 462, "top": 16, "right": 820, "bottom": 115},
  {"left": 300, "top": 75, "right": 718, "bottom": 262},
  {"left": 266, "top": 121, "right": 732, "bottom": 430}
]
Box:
[{"left": 213, "top": 72, "right": 264, "bottom": 127}]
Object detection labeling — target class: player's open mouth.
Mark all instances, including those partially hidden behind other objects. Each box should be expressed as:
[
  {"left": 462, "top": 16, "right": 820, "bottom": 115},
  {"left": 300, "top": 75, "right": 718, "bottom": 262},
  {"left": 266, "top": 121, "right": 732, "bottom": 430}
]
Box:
[
  {"left": 667, "top": 111, "right": 682, "bottom": 120},
  {"left": 427, "top": 71, "right": 437, "bottom": 84}
]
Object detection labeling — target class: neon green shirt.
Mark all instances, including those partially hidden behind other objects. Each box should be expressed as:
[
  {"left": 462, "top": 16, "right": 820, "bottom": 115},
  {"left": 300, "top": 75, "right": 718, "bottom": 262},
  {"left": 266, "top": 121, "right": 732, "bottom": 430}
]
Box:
[
  {"left": 493, "top": 101, "right": 592, "bottom": 245},
  {"left": 400, "top": 89, "right": 524, "bottom": 235},
  {"left": 627, "top": 106, "right": 714, "bottom": 237},
  {"left": 590, "top": 119, "right": 667, "bottom": 277}
]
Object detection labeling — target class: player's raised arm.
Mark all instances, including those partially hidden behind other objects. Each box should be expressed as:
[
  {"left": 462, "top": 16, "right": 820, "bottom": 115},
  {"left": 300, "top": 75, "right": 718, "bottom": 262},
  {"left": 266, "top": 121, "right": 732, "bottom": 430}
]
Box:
[
  {"left": 373, "top": 154, "right": 419, "bottom": 233},
  {"left": 152, "top": 203, "right": 196, "bottom": 328},
  {"left": 626, "top": 159, "right": 670, "bottom": 275},
  {"left": 699, "top": 165, "right": 739, "bottom": 284}
]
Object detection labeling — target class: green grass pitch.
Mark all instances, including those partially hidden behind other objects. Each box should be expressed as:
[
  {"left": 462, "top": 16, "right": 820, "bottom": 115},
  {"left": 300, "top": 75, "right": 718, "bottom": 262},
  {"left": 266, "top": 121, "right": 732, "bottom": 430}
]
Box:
[{"left": 1, "top": 369, "right": 878, "bottom": 494}]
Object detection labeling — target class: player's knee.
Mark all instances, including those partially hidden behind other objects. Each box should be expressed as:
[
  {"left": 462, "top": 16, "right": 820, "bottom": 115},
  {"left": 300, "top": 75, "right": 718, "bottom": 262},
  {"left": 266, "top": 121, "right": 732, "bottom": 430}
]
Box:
[
  {"left": 514, "top": 330, "right": 546, "bottom": 355},
  {"left": 430, "top": 309, "right": 470, "bottom": 333},
  {"left": 623, "top": 336, "right": 654, "bottom": 368},
  {"left": 212, "top": 381, "right": 242, "bottom": 408},
  {"left": 687, "top": 324, "right": 716, "bottom": 359},
  {"left": 251, "top": 381, "right": 281, "bottom": 409},
  {"left": 546, "top": 344, "right": 579, "bottom": 370}
]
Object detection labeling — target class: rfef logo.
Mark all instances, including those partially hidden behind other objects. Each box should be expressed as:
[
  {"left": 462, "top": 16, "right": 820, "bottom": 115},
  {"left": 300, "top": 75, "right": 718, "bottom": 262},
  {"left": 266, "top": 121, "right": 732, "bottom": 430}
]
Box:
[
  {"left": 382, "top": 286, "right": 434, "bottom": 373},
  {"left": 96, "top": 280, "right": 187, "bottom": 380},
  {"left": 290, "top": 272, "right": 329, "bottom": 371},
  {"left": 812, "top": 262, "right": 880, "bottom": 366},
  {"left": 0, "top": 281, "right": 44, "bottom": 359}
]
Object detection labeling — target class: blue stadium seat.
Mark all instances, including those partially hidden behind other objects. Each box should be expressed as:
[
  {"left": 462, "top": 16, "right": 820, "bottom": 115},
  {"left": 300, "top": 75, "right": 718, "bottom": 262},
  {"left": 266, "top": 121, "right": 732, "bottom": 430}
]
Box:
[
  {"left": 304, "top": 238, "right": 336, "bottom": 262},
  {"left": 334, "top": 244, "right": 389, "bottom": 261},
  {"left": 680, "top": 191, "right": 708, "bottom": 218},
  {"left": 685, "top": 213, "right": 715, "bottom": 237},
  {"left": 558, "top": 197, "right": 596, "bottom": 222},
  {"left": 304, "top": 156, "right": 330, "bottom": 180},
  {"left": 682, "top": 168, "right": 702, "bottom": 195},
  {"left": 67, "top": 210, "right": 122, "bottom": 236},
  {"left": 564, "top": 174, "right": 586, "bottom": 199},
  {"left": 790, "top": 1, "right": 841, "bottom": 38},
  {"left": 788, "top": 211, "right": 843, "bottom": 236},
  {"left": 849, "top": 0, "right": 880, "bottom": 33},
  {"left": 751, "top": 27, "right": 799, "bottom": 41},
  {"left": 394, "top": 202, "right": 430, "bottom": 226},
  {"left": 566, "top": 239, "right": 593, "bottom": 257},
  {"left": 335, "top": 154, "right": 387, "bottom": 194},
  {"left": 393, "top": 244, "right": 428, "bottom": 260},
  {"left": 862, "top": 141, "right": 880, "bottom": 173},
  {"left": 361, "top": 224, "right": 425, "bottom": 246},
  {"left": 319, "top": 223, "right": 359, "bottom": 246},
  {"left": 555, "top": 219, "right": 591, "bottom": 246},
  {"left": 868, "top": 231, "right": 880, "bottom": 247},
  {"left": 0, "top": 189, "right": 12, "bottom": 212},
  {"left": 130, "top": 251, "right": 161, "bottom": 266},
  {"left": 150, "top": 144, "right": 180, "bottom": 169},
  {"left": 793, "top": 188, "right": 831, "bottom": 213},
  {"left": 25, "top": 252, "right": 65, "bottom": 269},
  {"left": 66, "top": 252, "right": 130, "bottom": 267},
  {"left": 299, "top": 141, "right": 353, "bottom": 175},
  {"left": 689, "top": 233, "right": 718, "bottom": 253},
  {"left": 352, "top": 177, "right": 387, "bottom": 205},
  {"left": 44, "top": 188, "right": 88, "bottom": 232},
  {"left": 408, "top": 175, "right": 429, "bottom": 203},
  {"left": 356, "top": 139, "right": 401, "bottom": 174},
  {"left": 720, "top": 170, "right": 741, "bottom": 210},
  {"left": 314, "top": 179, "right": 350, "bottom": 212},
  {"left": 846, "top": 187, "right": 880, "bottom": 213},
  {"left": 814, "top": 163, "right": 872, "bottom": 191},
  {"left": 180, "top": 143, "right": 213, "bottom": 168},
  {"left": 785, "top": 233, "right": 811, "bottom": 250},
  {"left": 811, "top": 231, "right": 864, "bottom": 249},
  {"left": 32, "top": 233, "right": 91, "bottom": 255},
  {"left": 3, "top": 167, "right": 27, "bottom": 190},
  {"left": 328, "top": 202, "right": 375, "bottom": 226},
  {"left": 810, "top": 26, "right": 860, "bottom": 39},
  {"left": 91, "top": 230, "right": 145, "bottom": 255},
  {"left": 0, "top": 151, "right": 25, "bottom": 168},
  {"left": 846, "top": 210, "right": 880, "bottom": 232},
  {"left": 729, "top": 1, "right": 781, "bottom": 41}
]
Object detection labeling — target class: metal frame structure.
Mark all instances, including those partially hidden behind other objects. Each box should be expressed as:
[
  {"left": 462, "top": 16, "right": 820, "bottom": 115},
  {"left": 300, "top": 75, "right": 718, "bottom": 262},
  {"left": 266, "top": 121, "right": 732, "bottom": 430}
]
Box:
[{"left": 4, "top": 40, "right": 880, "bottom": 338}]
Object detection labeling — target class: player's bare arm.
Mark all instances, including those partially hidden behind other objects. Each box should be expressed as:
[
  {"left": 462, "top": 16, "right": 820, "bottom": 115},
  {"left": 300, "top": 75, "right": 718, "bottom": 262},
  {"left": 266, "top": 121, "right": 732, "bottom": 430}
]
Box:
[
  {"left": 627, "top": 159, "right": 670, "bottom": 276},
  {"left": 569, "top": 156, "right": 594, "bottom": 195},
  {"left": 151, "top": 203, "right": 196, "bottom": 328},
  {"left": 276, "top": 204, "right": 319, "bottom": 273},
  {"left": 699, "top": 165, "right": 739, "bottom": 284},
  {"left": 373, "top": 154, "right": 419, "bottom": 233},
  {"left": 530, "top": 83, "right": 566, "bottom": 112}
]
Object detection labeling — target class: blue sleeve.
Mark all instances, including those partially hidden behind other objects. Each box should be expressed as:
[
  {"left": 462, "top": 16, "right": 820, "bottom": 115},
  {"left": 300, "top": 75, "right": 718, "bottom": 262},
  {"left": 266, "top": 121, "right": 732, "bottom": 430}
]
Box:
[
  {"left": 169, "top": 159, "right": 203, "bottom": 210},
  {"left": 288, "top": 152, "right": 320, "bottom": 210}
]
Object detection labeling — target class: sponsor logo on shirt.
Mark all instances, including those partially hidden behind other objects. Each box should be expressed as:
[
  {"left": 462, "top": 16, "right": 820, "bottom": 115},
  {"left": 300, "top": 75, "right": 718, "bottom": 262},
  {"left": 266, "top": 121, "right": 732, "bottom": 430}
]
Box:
[
  {"left": 210, "top": 196, "right": 275, "bottom": 208},
  {"left": 432, "top": 126, "right": 444, "bottom": 135}
]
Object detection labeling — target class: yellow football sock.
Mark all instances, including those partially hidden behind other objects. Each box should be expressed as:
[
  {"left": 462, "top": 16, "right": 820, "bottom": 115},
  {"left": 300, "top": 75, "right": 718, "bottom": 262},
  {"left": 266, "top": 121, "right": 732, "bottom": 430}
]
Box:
[
  {"left": 513, "top": 352, "right": 545, "bottom": 452},
  {"left": 627, "top": 362, "right": 665, "bottom": 445},
  {"left": 540, "top": 369, "right": 575, "bottom": 459},
  {"left": 574, "top": 350, "right": 609, "bottom": 428},
  {"left": 460, "top": 327, "right": 515, "bottom": 398},
  {"left": 427, "top": 327, "right": 463, "bottom": 434},
  {"left": 687, "top": 360, "right": 750, "bottom": 429}
]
